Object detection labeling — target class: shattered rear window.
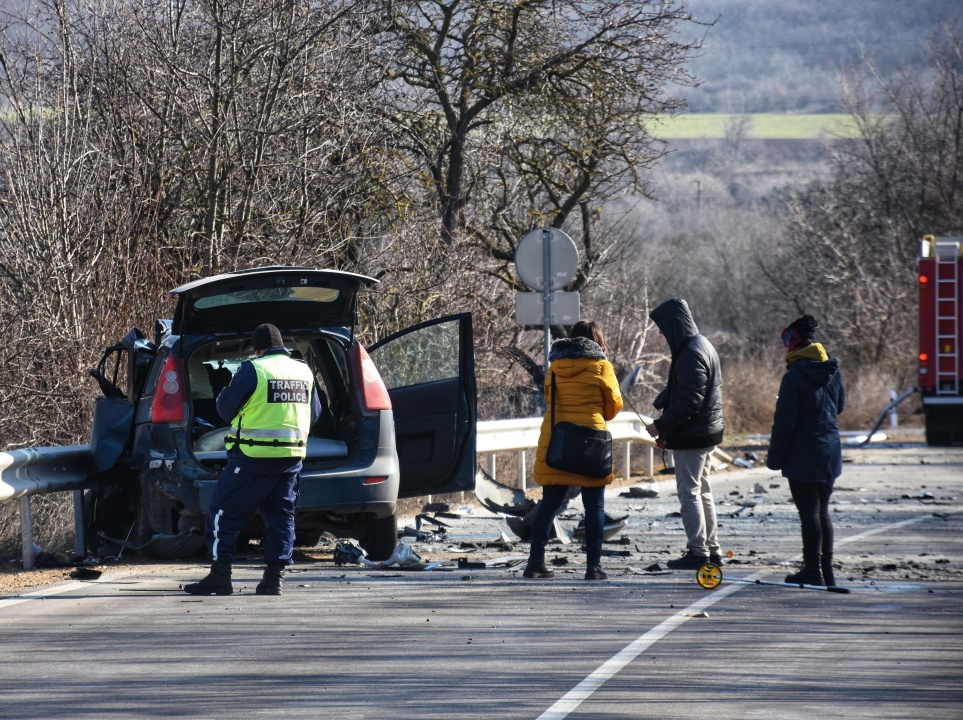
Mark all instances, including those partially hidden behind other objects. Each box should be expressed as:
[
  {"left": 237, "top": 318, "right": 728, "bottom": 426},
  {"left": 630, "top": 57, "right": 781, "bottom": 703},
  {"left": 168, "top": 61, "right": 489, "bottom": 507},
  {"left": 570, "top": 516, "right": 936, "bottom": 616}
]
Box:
[{"left": 194, "top": 286, "right": 340, "bottom": 310}]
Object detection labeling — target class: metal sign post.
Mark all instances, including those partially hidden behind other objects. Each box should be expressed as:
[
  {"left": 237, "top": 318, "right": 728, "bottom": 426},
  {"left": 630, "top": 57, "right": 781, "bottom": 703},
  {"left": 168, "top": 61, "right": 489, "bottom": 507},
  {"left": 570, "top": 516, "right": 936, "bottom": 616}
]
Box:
[{"left": 514, "top": 228, "right": 580, "bottom": 370}]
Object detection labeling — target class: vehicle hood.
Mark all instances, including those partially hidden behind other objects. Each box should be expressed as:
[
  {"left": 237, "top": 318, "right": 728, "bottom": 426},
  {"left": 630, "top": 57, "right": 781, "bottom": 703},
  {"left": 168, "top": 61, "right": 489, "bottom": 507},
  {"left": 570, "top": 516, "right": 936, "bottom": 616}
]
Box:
[{"left": 170, "top": 267, "right": 378, "bottom": 335}]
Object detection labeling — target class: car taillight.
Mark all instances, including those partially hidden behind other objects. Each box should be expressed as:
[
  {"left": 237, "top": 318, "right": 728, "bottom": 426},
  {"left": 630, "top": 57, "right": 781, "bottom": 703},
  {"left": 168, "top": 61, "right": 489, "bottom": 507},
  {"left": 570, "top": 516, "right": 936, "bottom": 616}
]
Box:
[
  {"left": 351, "top": 343, "right": 391, "bottom": 411},
  {"left": 150, "top": 354, "right": 187, "bottom": 423},
  {"left": 364, "top": 476, "right": 388, "bottom": 485}
]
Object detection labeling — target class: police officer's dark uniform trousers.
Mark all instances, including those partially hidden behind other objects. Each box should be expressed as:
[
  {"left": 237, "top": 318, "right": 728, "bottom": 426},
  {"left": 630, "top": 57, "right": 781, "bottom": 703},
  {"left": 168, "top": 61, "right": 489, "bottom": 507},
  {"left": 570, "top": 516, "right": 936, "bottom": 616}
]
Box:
[{"left": 185, "top": 325, "right": 320, "bottom": 596}]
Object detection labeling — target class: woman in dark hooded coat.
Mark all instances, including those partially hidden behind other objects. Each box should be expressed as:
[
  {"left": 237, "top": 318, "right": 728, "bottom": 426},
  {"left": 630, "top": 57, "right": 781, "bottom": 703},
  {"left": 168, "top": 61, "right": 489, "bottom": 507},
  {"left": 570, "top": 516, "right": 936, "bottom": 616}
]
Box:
[{"left": 767, "top": 315, "right": 846, "bottom": 586}]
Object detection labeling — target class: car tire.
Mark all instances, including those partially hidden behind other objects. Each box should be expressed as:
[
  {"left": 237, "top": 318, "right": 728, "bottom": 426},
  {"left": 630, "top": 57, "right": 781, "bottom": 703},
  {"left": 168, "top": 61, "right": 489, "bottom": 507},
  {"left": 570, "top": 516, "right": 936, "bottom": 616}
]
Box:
[{"left": 362, "top": 513, "right": 398, "bottom": 561}]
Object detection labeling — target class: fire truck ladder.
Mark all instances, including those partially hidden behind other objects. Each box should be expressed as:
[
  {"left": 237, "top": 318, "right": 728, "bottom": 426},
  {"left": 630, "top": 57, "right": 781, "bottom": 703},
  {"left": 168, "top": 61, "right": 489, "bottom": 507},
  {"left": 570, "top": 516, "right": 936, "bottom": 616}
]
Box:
[{"left": 934, "top": 238, "right": 961, "bottom": 395}]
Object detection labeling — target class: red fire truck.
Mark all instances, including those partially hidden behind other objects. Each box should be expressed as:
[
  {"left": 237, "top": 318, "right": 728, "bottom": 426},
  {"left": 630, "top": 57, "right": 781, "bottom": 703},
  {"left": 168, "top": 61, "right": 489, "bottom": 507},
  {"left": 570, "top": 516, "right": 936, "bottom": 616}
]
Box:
[{"left": 918, "top": 235, "right": 963, "bottom": 446}]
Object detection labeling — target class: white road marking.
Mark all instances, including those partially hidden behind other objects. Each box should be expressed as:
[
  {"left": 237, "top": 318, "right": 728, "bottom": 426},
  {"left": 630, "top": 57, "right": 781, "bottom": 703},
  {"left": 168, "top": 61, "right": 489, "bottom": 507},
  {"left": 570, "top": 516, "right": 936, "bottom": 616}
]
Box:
[
  {"left": 0, "top": 581, "right": 91, "bottom": 609},
  {"left": 833, "top": 515, "right": 934, "bottom": 547},
  {"left": 536, "top": 512, "right": 938, "bottom": 720},
  {"left": 537, "top": 581, "right": 743, "bottom": 720}
]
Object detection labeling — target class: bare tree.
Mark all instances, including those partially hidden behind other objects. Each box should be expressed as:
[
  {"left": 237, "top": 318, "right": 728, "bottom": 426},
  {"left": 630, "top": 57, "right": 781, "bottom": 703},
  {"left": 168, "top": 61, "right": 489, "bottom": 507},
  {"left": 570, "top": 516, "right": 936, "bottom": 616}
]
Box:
[
  {"left": 370, "top": 1, "right": 704, "bottom": 394},
  {"left": 0, "top": 0, "right": 403, "bottom": 448},
  {"left": 768, "top": 28, "right": 963, "bottom": 370},
  {"left": 70, "top": 0, "right": 395, "bottom": 277},
  {"left": 375, "top": 0, "right": 703, "bottom": 244},
  {"left": 0, "top": 0, "right": 163, "bottom": 447}
]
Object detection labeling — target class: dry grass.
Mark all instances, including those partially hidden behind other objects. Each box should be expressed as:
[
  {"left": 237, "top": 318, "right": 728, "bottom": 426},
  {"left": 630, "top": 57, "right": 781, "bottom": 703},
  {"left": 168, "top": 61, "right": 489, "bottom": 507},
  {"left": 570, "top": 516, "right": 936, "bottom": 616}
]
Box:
[
  {"left": 0, "top": 493, "right": 77, "bottom": 559},
  {"left": 720, "top": 356, "right": 783, "bottom": 436},
  {"left": 721, "top": 355, "right": 924, "bottom": 439}
]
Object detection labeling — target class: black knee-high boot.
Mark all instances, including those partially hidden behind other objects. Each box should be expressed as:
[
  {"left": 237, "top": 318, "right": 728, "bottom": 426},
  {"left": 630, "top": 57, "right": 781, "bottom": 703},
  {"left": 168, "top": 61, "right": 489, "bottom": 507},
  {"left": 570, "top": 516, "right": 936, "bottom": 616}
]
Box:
[
  {"left": 786, "top": 544, "right": 824, "bottom": 585},
  {"left": 785, "top": 563, "right": 824, "bottom": 585},
  {"left": 821, "top": 555, "right": 836, "bottom": 587}
]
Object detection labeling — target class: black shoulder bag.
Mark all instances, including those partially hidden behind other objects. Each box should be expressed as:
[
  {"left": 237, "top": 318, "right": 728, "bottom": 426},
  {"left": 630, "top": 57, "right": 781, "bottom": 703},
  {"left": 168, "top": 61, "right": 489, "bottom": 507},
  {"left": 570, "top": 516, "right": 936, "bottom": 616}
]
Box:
[{"left": 544, "top": 372, "right": 613, "bottom": 479}]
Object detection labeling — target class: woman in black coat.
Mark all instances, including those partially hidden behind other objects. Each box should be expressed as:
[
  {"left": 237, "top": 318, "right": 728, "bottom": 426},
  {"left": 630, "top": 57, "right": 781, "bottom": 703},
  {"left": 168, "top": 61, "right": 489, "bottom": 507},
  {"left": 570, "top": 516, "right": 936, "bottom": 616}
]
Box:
[{"left": 767, "top": 315, "right": 846, "bottom": 586}]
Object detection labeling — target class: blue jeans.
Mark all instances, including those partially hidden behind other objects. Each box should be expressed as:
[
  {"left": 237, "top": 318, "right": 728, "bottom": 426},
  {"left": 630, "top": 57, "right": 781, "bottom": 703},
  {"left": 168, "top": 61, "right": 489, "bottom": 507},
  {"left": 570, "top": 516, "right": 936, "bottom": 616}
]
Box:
[{"left": 529, "top": 484, "right": 606, "bottom": 567}]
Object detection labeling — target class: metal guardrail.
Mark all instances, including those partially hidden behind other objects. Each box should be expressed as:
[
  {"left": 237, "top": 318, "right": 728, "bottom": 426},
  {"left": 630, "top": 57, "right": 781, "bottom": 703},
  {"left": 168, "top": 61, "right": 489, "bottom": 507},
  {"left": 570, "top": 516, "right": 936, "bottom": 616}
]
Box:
[
  {"left": 478, "top": 411, "right": 661, "bottom": 490},
  {"left": 0, "top": 445, "right": 94, "bottom": 570},
  {"left": 0, "top": 445, "right": 94, "bottom": 501}
]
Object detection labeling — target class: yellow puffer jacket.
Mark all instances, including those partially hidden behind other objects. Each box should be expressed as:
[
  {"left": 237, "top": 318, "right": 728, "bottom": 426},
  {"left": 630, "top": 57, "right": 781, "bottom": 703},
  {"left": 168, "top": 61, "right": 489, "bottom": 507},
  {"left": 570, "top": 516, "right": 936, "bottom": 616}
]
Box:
[{"left": 534, "top": 337, "right": 623, "bottom": 487}]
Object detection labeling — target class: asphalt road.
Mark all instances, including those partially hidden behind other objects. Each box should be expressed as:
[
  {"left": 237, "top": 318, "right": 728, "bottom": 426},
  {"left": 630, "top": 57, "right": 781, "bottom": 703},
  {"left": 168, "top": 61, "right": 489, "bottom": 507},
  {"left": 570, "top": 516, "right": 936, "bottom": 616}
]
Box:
[{"left": 1, "top": 442, "right": 961, "bottom": 720}]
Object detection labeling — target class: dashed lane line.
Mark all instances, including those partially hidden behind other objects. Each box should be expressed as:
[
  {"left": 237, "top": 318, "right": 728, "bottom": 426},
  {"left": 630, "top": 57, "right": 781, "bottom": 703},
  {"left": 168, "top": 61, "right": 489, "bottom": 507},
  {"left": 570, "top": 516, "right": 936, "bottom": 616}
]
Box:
[
  {"left": 536, "top": 511, "right": 945, "bottom": 720},
  {"left": 536, "top": 580, "right": 744, "bottom": 720}
]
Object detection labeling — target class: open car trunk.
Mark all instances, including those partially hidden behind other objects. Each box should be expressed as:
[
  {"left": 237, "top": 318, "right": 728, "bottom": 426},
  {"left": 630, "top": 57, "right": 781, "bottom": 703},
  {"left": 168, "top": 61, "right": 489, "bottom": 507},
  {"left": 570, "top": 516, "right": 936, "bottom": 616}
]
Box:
[{"left": 185, "top": 332, "right": 358, "bottom": 466}]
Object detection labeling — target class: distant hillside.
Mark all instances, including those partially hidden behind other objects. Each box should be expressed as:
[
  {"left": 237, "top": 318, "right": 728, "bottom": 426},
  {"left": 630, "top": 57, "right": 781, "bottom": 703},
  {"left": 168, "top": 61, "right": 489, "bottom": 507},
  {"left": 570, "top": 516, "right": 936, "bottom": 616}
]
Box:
[{"left": 681, "top": 0, "right": 963, "bottom": 113}]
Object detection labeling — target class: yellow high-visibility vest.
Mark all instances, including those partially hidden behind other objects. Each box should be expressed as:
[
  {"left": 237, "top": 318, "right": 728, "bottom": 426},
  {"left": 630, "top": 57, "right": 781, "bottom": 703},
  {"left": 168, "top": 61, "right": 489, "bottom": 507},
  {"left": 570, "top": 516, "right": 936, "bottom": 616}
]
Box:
[{"left": 227, "top": 354, "right": 314, "bottom": 458}]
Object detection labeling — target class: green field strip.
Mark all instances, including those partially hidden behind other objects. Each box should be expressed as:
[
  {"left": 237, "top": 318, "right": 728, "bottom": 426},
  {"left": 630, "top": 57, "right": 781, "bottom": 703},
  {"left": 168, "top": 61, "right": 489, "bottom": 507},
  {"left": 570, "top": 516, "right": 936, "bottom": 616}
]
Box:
[{"left": 655, "top": 113, "right": 861, "bottom": 139}]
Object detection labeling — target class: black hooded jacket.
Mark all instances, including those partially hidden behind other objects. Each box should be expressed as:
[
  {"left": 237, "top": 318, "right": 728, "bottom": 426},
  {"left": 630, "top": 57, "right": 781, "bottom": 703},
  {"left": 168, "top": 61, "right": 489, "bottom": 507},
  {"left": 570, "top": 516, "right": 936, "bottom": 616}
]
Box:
[
  {"left": 649, "top": 299, "right": 724, "bottom": 449},
  {"left": 766, "top": 349, "right": 846, "bottom": 482}
]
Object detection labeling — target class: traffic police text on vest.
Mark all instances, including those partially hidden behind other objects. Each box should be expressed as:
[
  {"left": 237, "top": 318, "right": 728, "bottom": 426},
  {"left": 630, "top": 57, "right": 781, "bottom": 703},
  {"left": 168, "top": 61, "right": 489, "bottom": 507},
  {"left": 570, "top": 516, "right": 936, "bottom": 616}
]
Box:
[
  {"left": 268, "top": 379, "right": 310, "bottom": 404},
  {"left": 228, "top": 354, "right": 315, "bottom": 459}
]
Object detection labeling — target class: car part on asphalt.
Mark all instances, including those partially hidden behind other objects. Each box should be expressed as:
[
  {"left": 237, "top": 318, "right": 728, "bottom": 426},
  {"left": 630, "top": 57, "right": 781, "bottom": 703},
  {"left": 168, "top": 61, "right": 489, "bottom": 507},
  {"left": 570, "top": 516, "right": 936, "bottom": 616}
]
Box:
[
  {"left": 333, "top": 540, "right": 367, "bottom": 566},
  {"left": 572, "top": 514, "right": 629, "bottom": 542},
  {"left": 457, "top": 557, "right": 486, "bottom": 570},
  {"left": 478, "top": 471, "right": 627, "bottom": 543},
  {"left": 473, "top": 467, "right": 536, "bottom": 517},
  {"left": 696, "top": 563, "right": 851, "bottom": 593}
]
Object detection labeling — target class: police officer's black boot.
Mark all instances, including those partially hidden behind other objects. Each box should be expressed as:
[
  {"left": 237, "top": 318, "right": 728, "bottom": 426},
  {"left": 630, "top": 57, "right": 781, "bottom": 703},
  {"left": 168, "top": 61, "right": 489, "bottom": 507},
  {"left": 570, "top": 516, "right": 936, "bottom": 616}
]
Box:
[
  {"left": 255, "top": 563, "right": 286, "bottom": 596},
  {"left": 184, "top": 561, "right": 233, "bottom": 596}
]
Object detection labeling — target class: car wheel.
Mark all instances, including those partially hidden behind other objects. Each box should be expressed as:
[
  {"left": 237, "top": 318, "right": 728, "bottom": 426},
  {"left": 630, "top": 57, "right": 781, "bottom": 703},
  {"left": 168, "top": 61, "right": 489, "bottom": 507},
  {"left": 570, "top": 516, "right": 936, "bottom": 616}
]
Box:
[{"left": 361, "top": 513, "right": 398, "bottom": 561}]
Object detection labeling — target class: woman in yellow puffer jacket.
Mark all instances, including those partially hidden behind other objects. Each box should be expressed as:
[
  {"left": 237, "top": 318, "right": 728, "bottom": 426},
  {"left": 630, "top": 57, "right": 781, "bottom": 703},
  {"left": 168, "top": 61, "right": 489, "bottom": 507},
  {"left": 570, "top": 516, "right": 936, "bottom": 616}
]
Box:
[{"left": 524, "top": 321, "right": 623, "bottom": 581}]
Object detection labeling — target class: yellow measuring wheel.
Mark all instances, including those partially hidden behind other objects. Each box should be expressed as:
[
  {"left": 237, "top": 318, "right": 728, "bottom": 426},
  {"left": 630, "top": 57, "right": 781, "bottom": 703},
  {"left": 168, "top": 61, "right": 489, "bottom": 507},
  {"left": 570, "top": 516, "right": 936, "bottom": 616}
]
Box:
[{"left": 696, "top": 562, "right": 723, "bottom": 589}]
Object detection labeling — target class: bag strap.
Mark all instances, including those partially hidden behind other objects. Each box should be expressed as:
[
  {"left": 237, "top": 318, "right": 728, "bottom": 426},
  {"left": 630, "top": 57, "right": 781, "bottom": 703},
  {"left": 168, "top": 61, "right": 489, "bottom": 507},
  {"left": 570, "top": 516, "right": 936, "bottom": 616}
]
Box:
[{"left": 550, "top": 371, "right": 557, "bottom": 428}]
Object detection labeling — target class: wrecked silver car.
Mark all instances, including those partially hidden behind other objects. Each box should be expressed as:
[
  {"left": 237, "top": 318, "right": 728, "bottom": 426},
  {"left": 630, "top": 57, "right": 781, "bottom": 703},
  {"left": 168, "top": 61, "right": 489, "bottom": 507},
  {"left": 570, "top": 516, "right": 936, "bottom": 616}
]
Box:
[{"left": 85, "top": 267, "right": 476, "bottom": 560}]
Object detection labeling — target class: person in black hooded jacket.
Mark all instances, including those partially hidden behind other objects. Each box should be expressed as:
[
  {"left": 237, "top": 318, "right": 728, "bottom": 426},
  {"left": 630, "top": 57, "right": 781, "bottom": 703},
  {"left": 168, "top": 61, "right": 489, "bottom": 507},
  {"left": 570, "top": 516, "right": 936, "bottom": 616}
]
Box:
[
  {"left": 645, "top": 298, "right": 725, "bottom": 570},
  {"left": 767, "top": 315, "right": 846, "bottom": 586}
]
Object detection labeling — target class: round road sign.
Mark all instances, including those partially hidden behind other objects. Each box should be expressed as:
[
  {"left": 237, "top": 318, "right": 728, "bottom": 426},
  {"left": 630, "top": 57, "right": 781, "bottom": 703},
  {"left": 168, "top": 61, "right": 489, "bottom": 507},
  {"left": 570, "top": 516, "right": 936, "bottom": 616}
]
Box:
[{"left": 514, "top": 228, "right": 579, "bottom": 292}]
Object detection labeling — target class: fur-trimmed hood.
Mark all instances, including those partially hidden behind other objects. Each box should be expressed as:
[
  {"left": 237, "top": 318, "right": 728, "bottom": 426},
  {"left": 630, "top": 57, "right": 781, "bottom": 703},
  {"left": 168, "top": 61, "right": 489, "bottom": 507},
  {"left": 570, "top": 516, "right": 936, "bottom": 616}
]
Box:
[{"left": 548, "top": 336, "right": 605, "bottom": 362}]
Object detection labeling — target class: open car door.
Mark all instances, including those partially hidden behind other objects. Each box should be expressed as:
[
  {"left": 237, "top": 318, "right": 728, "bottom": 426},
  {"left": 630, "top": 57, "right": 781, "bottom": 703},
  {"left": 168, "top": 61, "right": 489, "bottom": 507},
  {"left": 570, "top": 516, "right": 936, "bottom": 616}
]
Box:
[
  {"left": 369, "top": 313, "right": 476, "bottom": 498},
  {"left": 88, "top": 328, "right": 157, "bottom": 474}
]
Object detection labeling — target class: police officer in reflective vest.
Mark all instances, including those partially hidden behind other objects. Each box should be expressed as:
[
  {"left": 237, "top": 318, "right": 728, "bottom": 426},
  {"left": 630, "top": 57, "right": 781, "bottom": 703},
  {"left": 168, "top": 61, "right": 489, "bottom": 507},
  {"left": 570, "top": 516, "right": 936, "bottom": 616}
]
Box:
[{"left": 185, "top": 323, "right": 321, "bottom": 596}]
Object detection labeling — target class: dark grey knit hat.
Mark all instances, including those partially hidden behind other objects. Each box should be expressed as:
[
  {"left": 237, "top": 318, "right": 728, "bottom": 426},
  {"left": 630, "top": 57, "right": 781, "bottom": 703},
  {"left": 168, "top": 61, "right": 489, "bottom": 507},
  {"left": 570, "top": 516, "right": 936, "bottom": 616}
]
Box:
[
  {"left": 788, "top": 315, "right": 818, "bottom": 342},
  {"left": 252, "top": 323, "right": 284, "bottom": 351}
]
